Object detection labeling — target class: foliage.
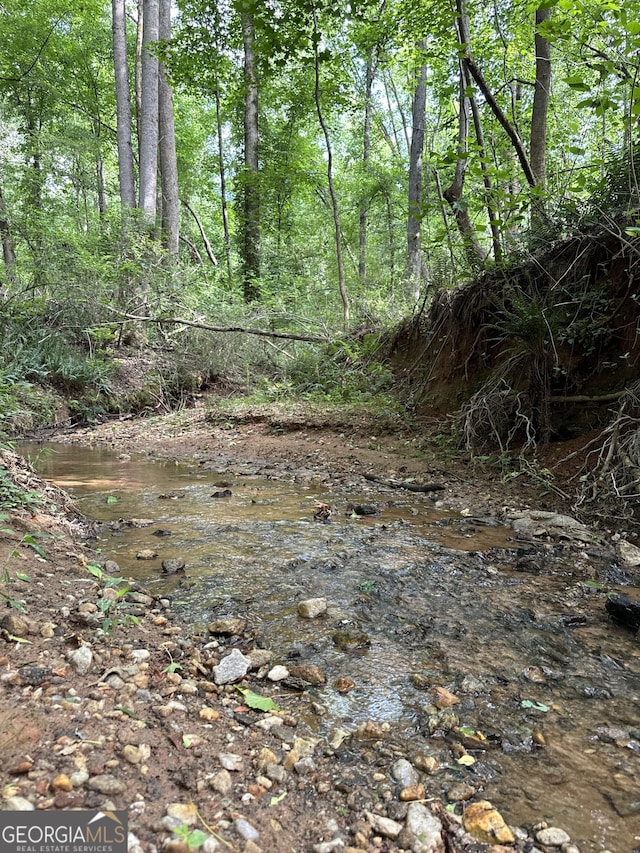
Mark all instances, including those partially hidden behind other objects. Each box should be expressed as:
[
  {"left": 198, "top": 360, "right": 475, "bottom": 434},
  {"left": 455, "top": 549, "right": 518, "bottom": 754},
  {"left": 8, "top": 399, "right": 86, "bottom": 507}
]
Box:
[
  {"left": 0, "top": 515, "right": 47, "bottom": 613},
  {"left": 86, "top": 563, "right": 140, "bottom": 635}
]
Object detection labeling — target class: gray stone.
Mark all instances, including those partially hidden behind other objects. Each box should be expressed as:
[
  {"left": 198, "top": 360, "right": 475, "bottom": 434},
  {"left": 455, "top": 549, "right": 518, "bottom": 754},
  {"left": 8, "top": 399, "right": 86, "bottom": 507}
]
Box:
[
  {"left": 219, "top": 752, "right": 244, "bottom": 771},
  {"left": 247, "top": 649, "right": 273, "bottom": 669},
  {"left": 234, "top": 818, "right": 259, "bottom": 842},
  {"left": 391, "top": 758, "right": 420, "bottom": 788},
  {"left": 0, "top": 613, "right": 30, "bottom": 637},
  {"left": 213, "top": 649, "right": 251, "bottom": 685},
  {"left": 402, "top": 802, "right": 444, "bottom": 853},
  {"left": 2, "top": 797, "right": 35, "bottom": 811},
  {"left": 68, "top": 645, "right": 93, "bottom": 675},
  {"left": 87, "top": 775, "right": 126, "bottom": 795},
  {"left": 535, "top": 827, "right": 571, "bottom": 846},
  {"left": 313, "top": 841, "right": 345, "bottom": 853},
  {"left": 294, "top": 756, "right": 316, "bottom": 775},
  {"left": 162, "top": 558, "right": 186, "bottom": 573},
  {"left": 364, "top": 811, "right": 403, "bottom": 839}
]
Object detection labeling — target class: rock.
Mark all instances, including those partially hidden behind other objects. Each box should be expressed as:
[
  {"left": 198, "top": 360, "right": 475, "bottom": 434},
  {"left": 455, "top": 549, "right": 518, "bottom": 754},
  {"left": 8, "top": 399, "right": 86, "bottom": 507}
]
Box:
[
  {"left": 616, "top": 539, "right": 640, "bottom": 567},
  {"left": 364, "top": 811, "right": 403, "bottom": 839},
  {"left": 313, "top": 841, "right": 345, "bottom": 853},
  {"left": 87, "top": 775, "right": 126, "bottom": 795},
  {"left": 219, "top": 752, "right": 244, "bottom": 772},
  {"left": 297, "top": 597, "right": 328, "bottom": 618},
  {"left": 446, "top": 782, "right": 476, "bottom": 802},
  {"left": 162, "top": 558, "right": 186, "bottom": 574},
  {"left": 333, "top": 677, "right": 355, "bottom": 693},
  {"left": 3, "top": 796, "right": 35, "bottom": 810},
  {"left": 425, "top": 708, "right": 459, "bottom": 735},
  {"left": 331, "top": 629, "right": 371, "bottom": 650},
  {"left": 212, "top": 489, "right": 233, "bottom": 498},
  {"left": 213, "top": 649, "right": 251, "bottom": 684},
  {"left": 267, "top": 665, "right": 289, "bottom": 681},
  {"left": 294, "top": 756, "right": 316, "bottom": 775},
  {"left": 391, "top": 758, "right": 420, "bottom": 788},
  {"left": 166, "top": 803, "right": 199, "bottom": 825},
  {"left": 463, "top": 801, "right": 515, "bottom": 844},
  {"left": 507, "top": 510, "right": 594, "bottom": 543},
  {"left": 266, "top": 764, "right": 286, "bottom": 783},
  {"left": 200, "top": 707, "right": 220, "bottom": 722},
  {"left": 355, "top": 720, "right": 387, "bottom": 739},
  {"left": 102, "top": 560, "right": 121, "bottom": 574},
  {"left": 247, "top": 649, "right": 273, "bottom": 669},
  {"left": 413, "top": 754, "right": 438, "bottom": 774},
  {"left": 18, "top": 664, "right": 51, "bottom": 685},
  {"left": 401, "top": 802, "right": 444, "bottom": 852},
  {"left": 234, "top": 818, "right": 259, "bottom": 842},
  {"left": 209, "top": 769, "right": 233, "bottom": 796},
  {"left": 288, "top": 664, "right": 327, "bottom": 684},
  {"left": 430, "top": 686, "right": 460, "bottom": 708},
  {"left": 122, "top": 745, "right": 143, "bottom": 764},
  {"left": 51, "top": 774, "right": 73, "bottom": 792},
  {"left": 400, "top": 784, "right": 425, "bottom": 802},
  {"left": 534, "top": 827, "right": 572, "bottom": 846},
  {"left": 68, "top": 645, "right": 93, "bottom": 675},
  {"left": 0, "top": 613, "right": 30, "bottom": 637},
  {"left": 136, "top": 549, "right": 158, "bottom": 560},
  {"left": 70, "top": 770, "right": 89, "bottom": 787},
  {"left": 208, "top": 618, "right": 247, "bottom": 636},
  {"left": 606, "top": 594, "right": 640, "bottom": 630}
]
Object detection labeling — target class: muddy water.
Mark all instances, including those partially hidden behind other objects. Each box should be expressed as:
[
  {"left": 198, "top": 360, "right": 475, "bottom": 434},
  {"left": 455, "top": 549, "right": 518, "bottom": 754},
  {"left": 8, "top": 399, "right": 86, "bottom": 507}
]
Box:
[{"left": 24, "top": 442, "right": 640, "bottom": 852}]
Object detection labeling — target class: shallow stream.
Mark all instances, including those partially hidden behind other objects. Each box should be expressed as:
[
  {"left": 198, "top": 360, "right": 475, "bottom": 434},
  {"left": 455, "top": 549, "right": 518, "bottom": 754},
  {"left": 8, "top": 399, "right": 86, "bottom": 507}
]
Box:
[{"left": 23, "top": 441, "right": 640, "bottom": 852}]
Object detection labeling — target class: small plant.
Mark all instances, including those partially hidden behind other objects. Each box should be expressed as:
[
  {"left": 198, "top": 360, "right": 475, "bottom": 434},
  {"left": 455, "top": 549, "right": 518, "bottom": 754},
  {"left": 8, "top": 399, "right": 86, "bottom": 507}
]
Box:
[
  {"left": 0, "top": 515, "right": 48, "bottom": 612},
  {"left": 171, "top": 824, "right": 208, "bottom": 850},
  {"left": 86, "top": 563, "right": 140, "bottom": 634}
]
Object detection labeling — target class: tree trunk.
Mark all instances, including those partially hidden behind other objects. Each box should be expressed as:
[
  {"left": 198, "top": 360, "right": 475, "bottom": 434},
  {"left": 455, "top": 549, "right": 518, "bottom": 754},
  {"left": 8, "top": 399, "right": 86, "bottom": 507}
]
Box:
[
  {"left": 241, "top": 8, "right": 260, "bottom": 301},
  {"left": 112, "top": 0, "right": 136, "bottom": 208},
  {"left": 0, "top": 184, "right": 16, "bottom": 287},
  {"left": 138, "top": 0, "right": 159, "bottom": 224},
  {"left": 214, "top": 73, "right": 233, "bottom": 286},
  {"left": 158, "top": 0, "right": 179, "bottom": 257},
  {"left": 406, "top": 45, "right": 428, "bottom": 293},
  {"left": 359, "top": 49, "right": 376, "bottom": 285},
  {"left": 313, "top": 10, "right": 349, "bottom": 327},
  {"left": 530, "top": 5, "right": 552, "bottom": 230}
]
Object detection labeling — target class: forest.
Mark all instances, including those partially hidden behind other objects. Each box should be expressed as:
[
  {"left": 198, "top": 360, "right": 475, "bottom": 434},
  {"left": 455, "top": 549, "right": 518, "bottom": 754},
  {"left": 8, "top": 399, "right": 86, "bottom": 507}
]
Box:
[{"left": 1, "top": 0, "right": 640, "bottom": 510}]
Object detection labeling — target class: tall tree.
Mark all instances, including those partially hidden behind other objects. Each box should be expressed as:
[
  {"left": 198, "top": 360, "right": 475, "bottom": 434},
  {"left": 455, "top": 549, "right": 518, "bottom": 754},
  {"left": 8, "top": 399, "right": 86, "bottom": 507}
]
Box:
[
  {"left": 406, "top": 42, "right": 428, "bottom": 293},
  {"left": 530, "top": 4, "right": 552, "bottom": 230},
  {"left": 138, "top": 0, "right": 160, "bottom": 223},
  {"left": 240, "top": 3, "right": 260, "bottom": 301},
  {"left": 158, "top": 0, "right": 179, "bottom": 256},
  {"left": 112, "top": 0, "right": 136, "bottom": 209}
]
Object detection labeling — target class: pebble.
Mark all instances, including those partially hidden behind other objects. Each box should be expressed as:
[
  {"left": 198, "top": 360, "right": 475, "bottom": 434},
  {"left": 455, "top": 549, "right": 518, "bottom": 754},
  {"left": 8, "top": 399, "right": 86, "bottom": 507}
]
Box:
[
  {"left": 122, "top": 745, "right": 142, "bottom": 764},
  {"left": 3, "top": 796, "right": 35, "bottom": 810},
  {"left": 288, "top": 664, "right": 327, "bottom": 684},
  {"left": 399, "top": 784, "right": 425, "bottom": 802},
  {"left": 234, "top": 818, "right": 259, "bottom": 842},
  {"left": 267, "top": 665, "right": 289, "bottom": 681},
  {"left": 446, "top": 782, "right": 476, "bottom": 802},
  {"left": 213, "top": 649, "right": 251, "bottom": 684},
  {"left": 535, "top": 827, "right": 571, "bottom": 846},
  {"left": 166, "top": 802, "right": 199, "bottom": 825},
  {"left": 209, "top": 769, "right": 233, "bottom": 796},
  {"left": 51, "top": 774, "right": 73, "bottom": 792},
  {"left": 364, "top": 811, "right": 402, "bottom": 839},
  {"left": 87, "top": 775, "right": 126, "bottom": 795},
  {"left": 297, "top": 597, "right": 328, "bottom": 618},
  {"left": 391, "top": 758, "right": 420, "bottom": 788},
  {"left": 68, "top": 646, "right": 93, "bottom": 675},
  {"left": 208, "top": 618, "right": 247, "bottom": 636},
  {"left": 0, "top": 613, "right": 30, "bottom": 636},
  {"left": 70, "top": 770, "right": 89, "bottom": 787},
  {"left": 413, "top": 754, "right": 438, "bottom": 774},
  {"left": 402, "top": 802, "right": 443, "bottom": 851},
  {"left": 219, "top": 752, "right": 244, "bottom": 771},
  {"left": 463, "top": 800, "right": 515, "bottom": 844}
]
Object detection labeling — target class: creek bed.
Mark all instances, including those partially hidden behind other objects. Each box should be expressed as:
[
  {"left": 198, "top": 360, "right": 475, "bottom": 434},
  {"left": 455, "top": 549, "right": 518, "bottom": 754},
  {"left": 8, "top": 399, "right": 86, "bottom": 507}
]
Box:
[{"left": 23, "top": 441, "right": 640, "bottom": 853}]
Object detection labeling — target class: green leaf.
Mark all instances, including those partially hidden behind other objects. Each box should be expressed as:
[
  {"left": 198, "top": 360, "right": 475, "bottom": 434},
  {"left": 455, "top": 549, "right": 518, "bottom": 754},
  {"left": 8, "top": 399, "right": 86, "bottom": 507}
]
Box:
[
  {"left": 235, "top": 687, "right": 280, "bottom": 713},
  {"left": 186, "top": 829, "right": 208, "bottom": 848},
  {"left": 15, "top": 572, "right": 31, "bottom": 582},
  {"left": 87, "top": 564, "right": 103, "bottom": 580},
  {"left": 270, "top": 791, "right": 287, "bottom": 806},
  {"left": 23, "top": 535, "right": 48, "bottom": 560},
  {"left": 106, "top": 495, "right": 118, "bottom": 504},
  {"left": 521, "top": 699, "right": 550, "bottom": 712}
]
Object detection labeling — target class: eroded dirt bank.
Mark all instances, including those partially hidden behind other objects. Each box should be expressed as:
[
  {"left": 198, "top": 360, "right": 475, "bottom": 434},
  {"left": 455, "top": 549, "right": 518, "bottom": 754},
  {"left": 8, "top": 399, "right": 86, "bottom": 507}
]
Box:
[{"left": 2, "top": 405, "right": 640, "bottom": 853}]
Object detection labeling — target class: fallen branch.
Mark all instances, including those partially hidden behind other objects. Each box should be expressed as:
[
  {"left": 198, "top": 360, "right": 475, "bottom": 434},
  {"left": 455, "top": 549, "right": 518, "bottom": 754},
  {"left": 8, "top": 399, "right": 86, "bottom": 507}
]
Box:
[
  {"left": 364, "top": 473, "right": 445, "bottom": 492},
  {"left": 107, "top": 311, "right": 328, "bottom": 344}
]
